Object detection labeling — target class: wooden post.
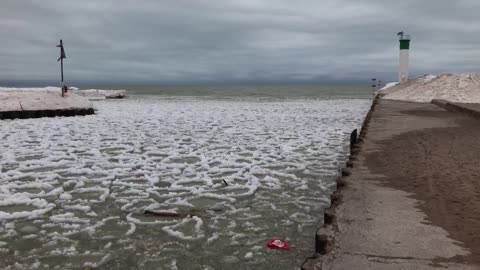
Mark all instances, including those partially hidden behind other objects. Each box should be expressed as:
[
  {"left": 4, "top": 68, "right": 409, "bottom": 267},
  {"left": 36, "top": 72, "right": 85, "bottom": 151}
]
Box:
[
  {"left": 350, "top": 129, "right": 358, "bottom": 153},
  {"left": 371, "top": 78, "right": 376, "bottom": 99}
]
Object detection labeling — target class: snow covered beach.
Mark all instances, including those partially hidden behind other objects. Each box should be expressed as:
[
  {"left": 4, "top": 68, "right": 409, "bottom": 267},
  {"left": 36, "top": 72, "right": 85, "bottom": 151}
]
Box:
[{"left": 0, "top": 95, "right": 370, "bottom": 269}]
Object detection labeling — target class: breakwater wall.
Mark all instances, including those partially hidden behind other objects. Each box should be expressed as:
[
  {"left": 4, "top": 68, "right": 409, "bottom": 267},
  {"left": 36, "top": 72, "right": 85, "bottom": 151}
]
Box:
[{"left": 0, "top": 108, "right": 95, "bottom": 120}]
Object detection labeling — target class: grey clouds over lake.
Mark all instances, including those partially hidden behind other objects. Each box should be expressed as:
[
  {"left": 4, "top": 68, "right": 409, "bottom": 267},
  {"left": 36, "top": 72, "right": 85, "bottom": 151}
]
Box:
[{"left": 1, "top": 0, "right": 479, "bottom": 85}]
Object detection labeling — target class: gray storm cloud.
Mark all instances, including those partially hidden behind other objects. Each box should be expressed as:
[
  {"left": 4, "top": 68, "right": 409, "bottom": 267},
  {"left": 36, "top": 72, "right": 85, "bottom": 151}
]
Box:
[{"left": 1, "top": 0, "right": 479, "bottom": 85}]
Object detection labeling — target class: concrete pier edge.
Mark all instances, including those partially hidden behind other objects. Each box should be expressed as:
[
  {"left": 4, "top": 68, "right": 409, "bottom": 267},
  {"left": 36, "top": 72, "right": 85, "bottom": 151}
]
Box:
[
  {"left": 0, "top": 108, "right": 95, "bottom": 120},
  {"left": 301, "top": 96, "right": 380, "bottom": 269}
]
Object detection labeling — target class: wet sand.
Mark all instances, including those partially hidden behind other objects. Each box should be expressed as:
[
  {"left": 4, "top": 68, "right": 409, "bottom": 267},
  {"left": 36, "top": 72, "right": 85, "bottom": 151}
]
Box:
[{"left": 303, "top": 99, "right": 480, "bottom": 269}]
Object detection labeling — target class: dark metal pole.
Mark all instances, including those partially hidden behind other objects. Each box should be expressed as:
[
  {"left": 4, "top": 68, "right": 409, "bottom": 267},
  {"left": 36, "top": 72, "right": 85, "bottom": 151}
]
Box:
[
  {"left": 57, "top": 39, "right": 65, "bottom": 97},
  {"left": 61, "top": 58, "right": 64, "bottom": 83}
]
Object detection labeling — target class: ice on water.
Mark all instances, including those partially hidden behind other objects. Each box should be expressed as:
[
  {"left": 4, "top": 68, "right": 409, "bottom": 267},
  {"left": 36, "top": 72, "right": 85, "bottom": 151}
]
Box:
[{"left": 0, "top": 96, "right": 370, "bottom": 269}]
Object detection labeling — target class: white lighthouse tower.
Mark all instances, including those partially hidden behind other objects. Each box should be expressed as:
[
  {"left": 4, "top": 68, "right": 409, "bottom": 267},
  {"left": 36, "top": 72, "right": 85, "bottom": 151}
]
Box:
[{"left": 398, "top": 31, "right": 411, "bottom": 83}]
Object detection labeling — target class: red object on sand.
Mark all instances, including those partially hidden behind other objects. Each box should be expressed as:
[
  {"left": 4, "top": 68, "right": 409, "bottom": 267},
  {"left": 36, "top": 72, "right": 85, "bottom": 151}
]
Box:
[{"left": 267, "top": 238, "right": 291, "bottom": 250}]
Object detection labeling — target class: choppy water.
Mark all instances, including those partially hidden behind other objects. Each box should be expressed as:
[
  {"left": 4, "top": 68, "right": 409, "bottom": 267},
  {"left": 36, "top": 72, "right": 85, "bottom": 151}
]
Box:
[{"left": 0, "top": 88, "right": 371, "bottom": 270}]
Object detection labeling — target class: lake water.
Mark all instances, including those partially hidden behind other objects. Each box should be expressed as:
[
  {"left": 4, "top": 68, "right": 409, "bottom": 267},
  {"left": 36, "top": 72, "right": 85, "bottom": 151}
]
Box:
[{"left": 0, "top": 85, "right": 371, "bottom": 269}]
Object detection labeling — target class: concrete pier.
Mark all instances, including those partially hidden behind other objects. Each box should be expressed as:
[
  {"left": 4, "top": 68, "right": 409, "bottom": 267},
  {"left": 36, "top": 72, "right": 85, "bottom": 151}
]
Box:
[
  {"left": 0, "top": 91, "right": 94, "bottom": 120},
  {"left": 303, "top": 99, "right": 480, "bottom": 269}
]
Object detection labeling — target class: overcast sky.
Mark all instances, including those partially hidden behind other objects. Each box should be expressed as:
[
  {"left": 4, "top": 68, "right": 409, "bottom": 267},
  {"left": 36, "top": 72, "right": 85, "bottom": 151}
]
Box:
[{"left": 1, "top": 0, "right": 479, "bottom": 85}]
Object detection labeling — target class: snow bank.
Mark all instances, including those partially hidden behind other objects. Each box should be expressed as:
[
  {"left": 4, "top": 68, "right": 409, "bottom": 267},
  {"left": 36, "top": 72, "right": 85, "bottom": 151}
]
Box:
[
  {"left": 382, "top": 74, "right": 480, "bottom": 103},
  {"left": 423, "top": 74, "right": 437, "bottom": 82},
  {"left": 0, "top": 91, "right": 93, "bottom": 112},
  {"left": 379, "top": 82, "right": 398, "bottom": 91}
]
